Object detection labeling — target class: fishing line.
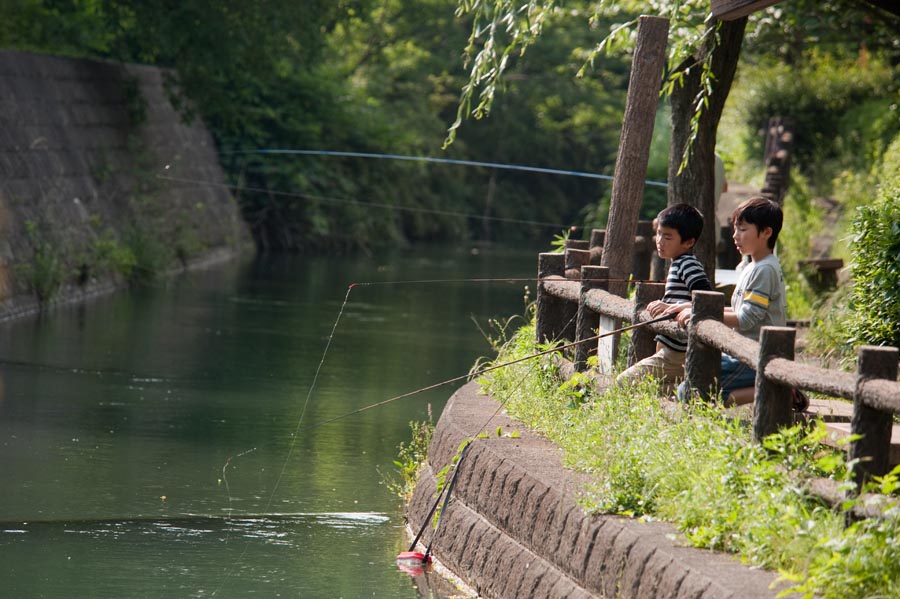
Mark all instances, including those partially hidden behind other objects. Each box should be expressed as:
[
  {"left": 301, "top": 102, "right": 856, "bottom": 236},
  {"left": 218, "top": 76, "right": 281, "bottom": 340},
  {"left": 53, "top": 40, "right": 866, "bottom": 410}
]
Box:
[
  {"left": 211, "top": 284, "right": 354, "bottom": 596},
  {"left": 219, "top": 285, "right": 354, "bottom": 514},
  {"left": 348, "top": 275, "right": 663, "bottom": 287},
  {"left": 213, "top": 284, "right": 672, "bottom": 589},
  {"left": 218, "top": 148, "right": 670, "bottom": 188},
  {"left": 156, "top": 173, "right": 578, "bottom": 230},
  {"left": 299, "top": 312, "right": 677, "bottom": 434}
]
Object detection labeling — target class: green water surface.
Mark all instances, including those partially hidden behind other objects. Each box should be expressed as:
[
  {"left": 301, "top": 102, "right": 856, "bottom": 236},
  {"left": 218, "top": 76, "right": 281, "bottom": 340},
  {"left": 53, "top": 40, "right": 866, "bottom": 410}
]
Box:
[{"left": 0, "top": 245, "right": 537, "bottom": 598}]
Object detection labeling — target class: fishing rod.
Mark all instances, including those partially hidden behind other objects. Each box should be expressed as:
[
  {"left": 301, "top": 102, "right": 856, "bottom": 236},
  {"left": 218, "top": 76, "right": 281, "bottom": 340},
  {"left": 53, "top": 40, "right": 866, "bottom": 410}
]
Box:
[
  {"left": 396, "top": 311, "right": 677, "bottom": 568},
  {"left": 348, "top": 275, "right": 668, "bottom": 288},
  {"left": 397, "top": 310, "right": 585, "bottom": 571},
  {"left": 217, "top": 148, "right": 670, "bottom": 188},
  {"left": 397, "top": 441, "right": 473, "bottom": 569},
  {"left": 0, "top": 276, "right": 667, "bottom": 396},
  {"left": 299, "top": 312, "right": 677, "bottom": 434}
]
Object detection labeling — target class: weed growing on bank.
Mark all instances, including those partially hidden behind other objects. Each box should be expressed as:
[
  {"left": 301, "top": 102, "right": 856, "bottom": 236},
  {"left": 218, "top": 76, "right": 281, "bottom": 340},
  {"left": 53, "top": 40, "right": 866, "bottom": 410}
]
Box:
[
  {"left": 478, "top": 320, "right": 900, "bottom": 599},
  {"left": 387, "top": 406, "right": 435, "bottom": 502}
]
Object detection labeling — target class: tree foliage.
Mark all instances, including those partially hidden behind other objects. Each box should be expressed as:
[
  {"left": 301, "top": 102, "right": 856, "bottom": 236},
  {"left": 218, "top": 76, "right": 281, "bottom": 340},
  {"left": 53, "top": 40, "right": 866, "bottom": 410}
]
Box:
[
  {"left": 847, "top": 136, "right": 900, "bottom": 349},
  {"left": 449, "top": 1, "right": 748, "bottom": 272},
  {"left": 0, "top": 0, "right": 634, "bottom": 250}
]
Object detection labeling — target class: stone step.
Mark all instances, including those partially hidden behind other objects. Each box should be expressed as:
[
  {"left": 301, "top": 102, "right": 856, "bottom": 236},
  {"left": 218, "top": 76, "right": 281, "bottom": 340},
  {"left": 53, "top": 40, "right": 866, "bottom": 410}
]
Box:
[
  {"left": 806, "top": 397, "right": 853, "bottom": 422},
  {"left": 822, "top": 422, "right": 900, "bottom": 466},
  {"left": 803, "top": 398, "right": 900, "bottom": 466}
]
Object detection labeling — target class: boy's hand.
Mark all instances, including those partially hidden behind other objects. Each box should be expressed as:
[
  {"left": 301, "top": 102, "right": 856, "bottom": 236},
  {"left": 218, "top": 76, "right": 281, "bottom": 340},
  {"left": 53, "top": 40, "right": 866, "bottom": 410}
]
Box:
[
  {"left": 646, "top": 300, "right": 667, "bottom": 317},
  {"left": 661, "top": 303, "right": 688, "bottom": 316},
  {"left": 675, "top": 308, "right": 692, "bottom": 328}
]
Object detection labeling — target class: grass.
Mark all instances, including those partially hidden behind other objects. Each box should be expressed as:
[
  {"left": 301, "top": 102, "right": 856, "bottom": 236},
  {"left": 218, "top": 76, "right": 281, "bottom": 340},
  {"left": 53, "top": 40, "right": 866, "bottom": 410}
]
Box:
[{"left": 473, "top": 318, "right": 900, "bottom": 599}]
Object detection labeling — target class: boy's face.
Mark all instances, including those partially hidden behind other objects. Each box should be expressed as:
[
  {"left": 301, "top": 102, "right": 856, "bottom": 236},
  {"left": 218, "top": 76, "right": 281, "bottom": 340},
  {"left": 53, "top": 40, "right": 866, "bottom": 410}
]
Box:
[
  {"left": 655, "top": 225, "right": 695, "bottom": 260},
  {"left": 732, "top": 220, "right": 772, "bottom": 258}
]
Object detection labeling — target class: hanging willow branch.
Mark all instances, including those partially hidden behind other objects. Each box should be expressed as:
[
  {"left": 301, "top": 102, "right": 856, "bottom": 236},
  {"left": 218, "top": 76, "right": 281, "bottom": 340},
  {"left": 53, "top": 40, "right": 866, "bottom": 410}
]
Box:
[
  {"left": 446, "top": 0, "right": 723, "bottom": 167},
  {"left": 445, "top": 0, "right": 560, "bottom": 147}
]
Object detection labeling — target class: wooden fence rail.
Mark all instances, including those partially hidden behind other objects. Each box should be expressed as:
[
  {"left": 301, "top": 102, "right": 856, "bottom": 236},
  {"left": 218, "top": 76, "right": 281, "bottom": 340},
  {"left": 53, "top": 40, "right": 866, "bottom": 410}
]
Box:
[{"left": 535, "top": 244, "right": 900, "bottom": 486}]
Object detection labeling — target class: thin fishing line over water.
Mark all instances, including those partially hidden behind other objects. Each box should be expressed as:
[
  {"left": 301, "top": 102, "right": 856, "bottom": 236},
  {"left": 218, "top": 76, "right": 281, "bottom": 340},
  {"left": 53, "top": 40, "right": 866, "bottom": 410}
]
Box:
[
  {"left": 157, "top": 173, "right": 578, "bottom": 230},
  {"left": 159, "top": 146, "right": 669, "bottom": 233},
  {"left": 211, "top": 284, "right": 354, "bottom": 596},
  {"left": 217, "top": 148, "right": 670, "bottom": 188}
]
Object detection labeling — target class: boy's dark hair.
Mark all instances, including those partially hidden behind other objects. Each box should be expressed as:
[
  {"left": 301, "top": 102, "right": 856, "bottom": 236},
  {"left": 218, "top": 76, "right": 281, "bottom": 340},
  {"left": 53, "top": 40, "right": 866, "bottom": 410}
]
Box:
[
  {"left": 656, "top": 203, "right": 704, "bottom": 244},
  {"left": 732, "top": 196, "right": 783, "bottom": 249}
]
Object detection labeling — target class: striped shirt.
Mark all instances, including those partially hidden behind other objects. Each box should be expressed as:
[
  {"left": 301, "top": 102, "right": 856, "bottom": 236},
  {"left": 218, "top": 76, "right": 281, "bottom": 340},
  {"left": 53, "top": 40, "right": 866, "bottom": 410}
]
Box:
[{"left": 656, "top": 252, "right": 711, "bottom": 351}]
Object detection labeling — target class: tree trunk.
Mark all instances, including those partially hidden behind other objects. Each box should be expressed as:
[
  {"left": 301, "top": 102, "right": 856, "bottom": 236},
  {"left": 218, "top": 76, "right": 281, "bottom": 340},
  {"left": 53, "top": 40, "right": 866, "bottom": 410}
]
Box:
[
  {"left": 601, "top": 15, "right": 669, "bottom": 290},
  {"left": 668, "top": 18, "right": 748, "bottom": 284}
]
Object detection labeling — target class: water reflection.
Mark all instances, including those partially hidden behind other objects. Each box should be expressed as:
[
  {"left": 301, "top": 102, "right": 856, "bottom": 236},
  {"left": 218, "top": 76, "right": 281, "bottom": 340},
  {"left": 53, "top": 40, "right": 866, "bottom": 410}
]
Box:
[{"left": 0, "top": 245, "right": 535, "bottom": 597}]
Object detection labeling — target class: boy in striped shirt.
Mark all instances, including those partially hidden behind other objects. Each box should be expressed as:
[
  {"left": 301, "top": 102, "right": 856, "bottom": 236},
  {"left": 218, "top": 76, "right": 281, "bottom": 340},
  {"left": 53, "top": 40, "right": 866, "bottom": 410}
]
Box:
[{"left": 617, "top": 203, "right": 711, "bottom": 391}]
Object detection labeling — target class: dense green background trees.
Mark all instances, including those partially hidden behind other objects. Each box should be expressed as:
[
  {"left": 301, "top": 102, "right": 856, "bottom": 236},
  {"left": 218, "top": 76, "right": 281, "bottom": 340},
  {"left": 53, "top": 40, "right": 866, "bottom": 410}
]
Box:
[
  {"left": 2, "top": 0, "right": 899, "bottom": 351},
  {"left": 0, "top": 0, "right": 633, "bottom": 250}
]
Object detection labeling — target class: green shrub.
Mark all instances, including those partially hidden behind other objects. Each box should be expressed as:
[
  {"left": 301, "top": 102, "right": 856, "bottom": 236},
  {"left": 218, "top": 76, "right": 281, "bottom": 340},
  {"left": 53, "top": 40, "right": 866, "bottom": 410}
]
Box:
[
  {"left": 389, "top": 411, "right": 435, "bottom": 502},
  {"left": 92, "top": 232, "right": 138, "bottom": 279},
  {"left": 18, "top": 246, "right": 65, "bottom": 302},
  {"left": 17, "top": 220, "right": 66, "bottom": 303},
  {"left": 736, "top": 54, "right": 898, "bottom": 183},
  {"left": 846, "top": 136, "right": 900, "bottom": 348},
  {"left": 123, "top": 228, "right": 172, "bottom": 283}
]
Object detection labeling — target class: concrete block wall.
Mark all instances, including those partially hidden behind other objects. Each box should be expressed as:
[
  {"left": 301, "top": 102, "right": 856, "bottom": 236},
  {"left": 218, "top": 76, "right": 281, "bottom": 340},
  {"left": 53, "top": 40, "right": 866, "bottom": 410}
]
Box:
[
  {"left": 407, "top": 382, "right": 786, "bottom": 599},
  {"left": 0, "top": 49, "right": 253, "bottom": 320}
]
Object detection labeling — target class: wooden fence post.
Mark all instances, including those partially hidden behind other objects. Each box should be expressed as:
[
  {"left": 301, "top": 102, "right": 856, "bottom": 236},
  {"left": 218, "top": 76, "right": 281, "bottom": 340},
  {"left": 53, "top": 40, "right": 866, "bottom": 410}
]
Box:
[
  {"left": 589, "top": 229, "right": 605, "bottom": 265},
  {"left": 565, "top": 248, "right": 591, "bottom": 280},
  {"left": 536, "top": 253, "right": 575, "bottom": 344},
  {"left": 566, "top": 239, "right": 590, "bottom": 251},
  {"left": 575, "top": 266, "right": 609, "bottom": 371},
  {"left": 850, "top": 345, "right": 899, "bottom": 486},
  {"left": 684, "top": 291, "right": 724, "bottom": 401},
  {"left": 631, "top": 220, "right": 655, "bottom": 282},
  {"left": 753, "top": 326, "right": 796, "bottom": 441},
  {"left": 629, "top": 282, "right": 666, "bottom": 367}
]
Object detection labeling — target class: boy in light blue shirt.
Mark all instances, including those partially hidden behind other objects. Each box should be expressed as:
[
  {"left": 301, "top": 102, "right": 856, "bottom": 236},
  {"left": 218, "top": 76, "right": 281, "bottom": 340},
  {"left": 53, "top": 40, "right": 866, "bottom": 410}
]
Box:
[{"left": 675, "top": 196, "right": 787, "bottom": 404}]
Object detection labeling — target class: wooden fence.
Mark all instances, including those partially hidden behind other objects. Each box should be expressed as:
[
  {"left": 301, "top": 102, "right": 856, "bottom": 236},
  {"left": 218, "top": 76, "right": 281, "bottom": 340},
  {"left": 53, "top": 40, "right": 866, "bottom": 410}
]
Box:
[{"left": 535, "top": 232, "right": 900, "bottom": 487}]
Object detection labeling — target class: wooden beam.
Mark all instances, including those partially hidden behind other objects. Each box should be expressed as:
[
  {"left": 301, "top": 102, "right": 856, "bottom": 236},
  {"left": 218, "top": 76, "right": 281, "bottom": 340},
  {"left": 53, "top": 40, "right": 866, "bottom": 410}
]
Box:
[{"left": 711, "top": 0, "right": 783, "bottom": 20}]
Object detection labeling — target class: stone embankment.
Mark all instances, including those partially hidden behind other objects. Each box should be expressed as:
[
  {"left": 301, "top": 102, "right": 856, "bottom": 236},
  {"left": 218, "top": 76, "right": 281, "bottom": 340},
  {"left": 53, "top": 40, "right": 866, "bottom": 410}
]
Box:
[
  {"left": 0, "top": 49, "right": 252, "bottom": 321},
  {"left": 407, "top": 382, "right": 785, "bottom": 599}
]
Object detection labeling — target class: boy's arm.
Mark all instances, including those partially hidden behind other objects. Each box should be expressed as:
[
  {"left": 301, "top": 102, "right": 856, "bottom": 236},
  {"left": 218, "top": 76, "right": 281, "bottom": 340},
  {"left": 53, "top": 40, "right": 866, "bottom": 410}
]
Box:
[
  {"left": 660, "top": 302, "right": 691, "bottom": 316},
  {"left": 675, "top": 306, "right": 739, "bottom": 328},
  {"left": 733, "top": 265, "right": 780, "bottom": 332}
]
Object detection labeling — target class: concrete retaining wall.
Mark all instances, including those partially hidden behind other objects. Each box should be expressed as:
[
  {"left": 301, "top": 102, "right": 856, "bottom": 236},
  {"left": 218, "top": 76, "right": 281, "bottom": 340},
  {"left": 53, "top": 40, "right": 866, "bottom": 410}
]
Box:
[
  {"left": 407, "top": 382, "right": 786, "bottom": 598},
  {"left": 0, "top": 49, "right": 252, "bottom": 320}
]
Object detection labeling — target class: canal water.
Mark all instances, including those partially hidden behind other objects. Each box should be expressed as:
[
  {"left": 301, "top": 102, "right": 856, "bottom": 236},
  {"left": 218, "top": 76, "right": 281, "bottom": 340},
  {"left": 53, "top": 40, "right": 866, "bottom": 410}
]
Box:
[{"left": 0, "top": 244, "right": 537, "bottom": 598}]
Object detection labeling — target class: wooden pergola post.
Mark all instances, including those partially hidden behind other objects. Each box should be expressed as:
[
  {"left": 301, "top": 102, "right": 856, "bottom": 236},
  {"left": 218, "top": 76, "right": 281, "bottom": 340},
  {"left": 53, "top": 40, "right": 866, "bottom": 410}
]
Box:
[{"left": 601, "top": 15, "right": 669, "bottom": 293}]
